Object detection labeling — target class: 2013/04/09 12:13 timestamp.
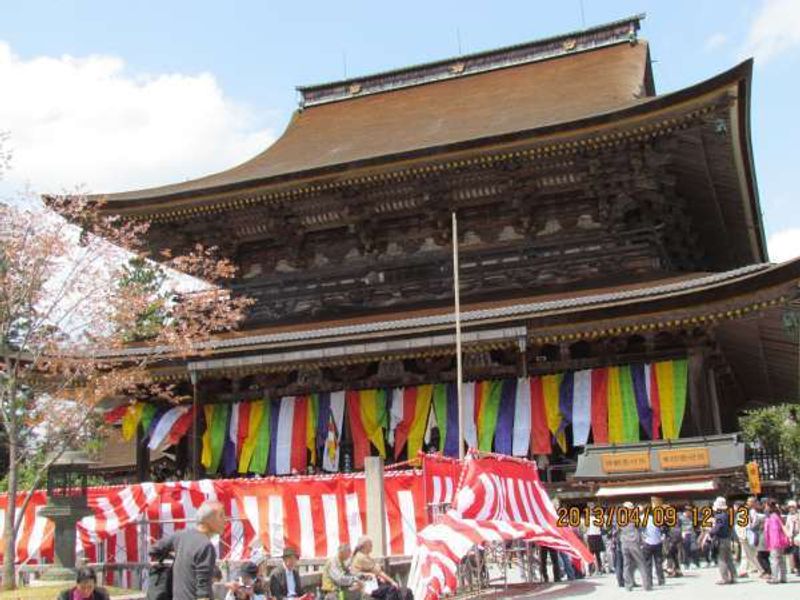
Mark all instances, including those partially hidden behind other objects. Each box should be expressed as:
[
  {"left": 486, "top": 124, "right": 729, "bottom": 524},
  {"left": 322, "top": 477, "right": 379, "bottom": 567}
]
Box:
[{"left": 556, "top": 505, "right": 749, "bottom": 528}]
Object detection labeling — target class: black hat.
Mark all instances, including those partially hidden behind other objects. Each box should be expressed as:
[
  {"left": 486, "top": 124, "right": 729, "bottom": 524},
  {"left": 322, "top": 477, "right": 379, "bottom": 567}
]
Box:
[
  {"left": 282, "top": 547, "right": 298, "bottom": 559},
  {"left": 240, "top": 562, "right": 259, "bottom": 578}
]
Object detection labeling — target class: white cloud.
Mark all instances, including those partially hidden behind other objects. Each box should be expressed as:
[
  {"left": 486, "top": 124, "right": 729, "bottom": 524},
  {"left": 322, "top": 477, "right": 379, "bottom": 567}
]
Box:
[
  {"left": 0, "top": 42, "right": 275, "bottom": 195},
  {"left": 768, "top": 228, "right": 800, "bottom": 262},
  {"left": 742, "top": 0, "right": 800, "bottom": 64},
  {"left": 704, "top": 33, "right": 728, "bottom": 52}
]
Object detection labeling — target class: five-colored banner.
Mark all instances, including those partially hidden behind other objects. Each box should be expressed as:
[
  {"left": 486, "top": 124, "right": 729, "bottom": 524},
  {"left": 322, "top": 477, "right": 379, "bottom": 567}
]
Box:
[{"left": 108, "top": 358, "right": 688, "bottom": 474}]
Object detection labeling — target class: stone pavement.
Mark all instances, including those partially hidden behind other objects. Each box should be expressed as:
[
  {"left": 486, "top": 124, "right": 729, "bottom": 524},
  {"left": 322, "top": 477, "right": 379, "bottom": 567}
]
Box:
[{"left": 481, "top": 565, "right": 800, "bottom": 599}]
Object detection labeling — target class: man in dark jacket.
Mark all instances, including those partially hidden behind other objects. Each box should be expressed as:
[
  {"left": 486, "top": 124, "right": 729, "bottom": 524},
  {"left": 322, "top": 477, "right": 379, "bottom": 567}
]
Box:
[
  {"left": 150, "top": 500, "right": 227, "bottom": 600},
  {"left": 710, "top": 496, "right": 737, "bottom": 585},
  {"left": 269, "top": 547, "right": 303, "bottom": 599}
]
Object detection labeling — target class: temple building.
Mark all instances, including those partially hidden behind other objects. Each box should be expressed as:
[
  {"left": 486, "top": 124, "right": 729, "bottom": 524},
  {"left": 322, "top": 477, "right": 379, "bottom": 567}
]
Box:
[{"left": 85, "top": 15, "right": 799, "bottom": 498}]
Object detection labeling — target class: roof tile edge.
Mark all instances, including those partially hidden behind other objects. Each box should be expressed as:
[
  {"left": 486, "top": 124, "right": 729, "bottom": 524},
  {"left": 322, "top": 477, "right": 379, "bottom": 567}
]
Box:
[{"left": 298, "top": 14, "right": 645, "bottom": 108}]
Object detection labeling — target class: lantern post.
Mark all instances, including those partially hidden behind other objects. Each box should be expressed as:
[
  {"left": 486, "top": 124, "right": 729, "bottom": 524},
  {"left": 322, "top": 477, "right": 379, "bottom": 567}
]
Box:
[{"left": 39, "top": 451, "right": 95, "bottom": 581}]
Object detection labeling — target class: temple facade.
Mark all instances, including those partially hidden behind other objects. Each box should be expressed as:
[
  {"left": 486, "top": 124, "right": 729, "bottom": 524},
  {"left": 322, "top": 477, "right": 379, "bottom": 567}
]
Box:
[{"left": 88, "top": 16, "right": 799, "bottom": 497}]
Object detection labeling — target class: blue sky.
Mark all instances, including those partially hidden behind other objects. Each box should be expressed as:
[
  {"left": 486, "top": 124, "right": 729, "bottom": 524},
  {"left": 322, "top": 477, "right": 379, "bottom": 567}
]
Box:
[{"left": 1, "top": 0, "right": 798, "bottom": 260}]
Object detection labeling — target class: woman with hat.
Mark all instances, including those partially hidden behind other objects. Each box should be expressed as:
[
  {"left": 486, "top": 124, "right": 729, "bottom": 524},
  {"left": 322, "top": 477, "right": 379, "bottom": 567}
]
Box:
[
  {"left": 269, "top": 547, "right": 304, "bottom": 599},
  {"left": 709, "top": 496, "right": 737, "bottom": 585}
]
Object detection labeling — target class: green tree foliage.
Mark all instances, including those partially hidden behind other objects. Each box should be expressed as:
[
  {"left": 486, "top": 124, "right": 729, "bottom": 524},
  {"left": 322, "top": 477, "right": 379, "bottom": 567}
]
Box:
[
  {"left": 739, "top": 404, "right": 800, "bottom": 477},
  {"left": 117, "top": 257, "right": 169, "bottom": 342}
]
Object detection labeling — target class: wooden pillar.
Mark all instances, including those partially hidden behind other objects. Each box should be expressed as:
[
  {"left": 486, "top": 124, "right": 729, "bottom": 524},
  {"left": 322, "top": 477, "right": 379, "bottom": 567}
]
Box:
[
  {"left": 687, "top": 346, "right": 709, "bottom": 436},
  {"left": 707, "top": 367, "right": 723, "bottom": 435},
  {"left": 189, "top": 370, "right": 201, "bottom": 480},
  {"left": 135, "top": 424, "right": 150, "bottom": 483},
  {"left": 365, "top": 457, "right": 387, "bottom": 558}
]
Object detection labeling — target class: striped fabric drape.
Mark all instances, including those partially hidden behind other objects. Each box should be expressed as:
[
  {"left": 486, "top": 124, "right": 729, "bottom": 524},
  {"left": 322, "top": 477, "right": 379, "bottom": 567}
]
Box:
[{"left": 108, "top": 359, "right": 691, "bottom": 474}]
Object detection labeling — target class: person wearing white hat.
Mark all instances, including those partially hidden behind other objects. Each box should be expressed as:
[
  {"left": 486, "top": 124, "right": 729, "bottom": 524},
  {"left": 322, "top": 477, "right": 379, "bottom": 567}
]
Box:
[
  {"left": 709, "top": 496, "right": 737, "bottom": 585},
  {"left": 785, "top": 500, "right": 800, "bottom": 575},
  {"left": 350, "top": 535, "right": 398, "bottom": 591},
  {"left": 619, "top": 502, "right": 652, "bottom": 592}
]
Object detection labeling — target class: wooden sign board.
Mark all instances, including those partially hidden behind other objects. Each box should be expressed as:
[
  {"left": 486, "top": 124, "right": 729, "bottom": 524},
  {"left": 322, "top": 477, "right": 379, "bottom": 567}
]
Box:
[
  {"left": 601, "top": 451, "right": 651, "bottom": 474},
  {"left": 746, "top": 460, "right": 761, "bottom": 494},
  {"left": 658, "top": 447, "right": 710, "bottom": 470}
]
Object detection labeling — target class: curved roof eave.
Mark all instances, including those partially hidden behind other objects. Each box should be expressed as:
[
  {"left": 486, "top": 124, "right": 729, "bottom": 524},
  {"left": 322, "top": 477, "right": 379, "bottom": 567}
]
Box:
[
  {"left": 90, "top": 59, "right": 758, "bottom": 229},
  {"left": 106, "top": 256, "right": 800, "bottom": 359}
]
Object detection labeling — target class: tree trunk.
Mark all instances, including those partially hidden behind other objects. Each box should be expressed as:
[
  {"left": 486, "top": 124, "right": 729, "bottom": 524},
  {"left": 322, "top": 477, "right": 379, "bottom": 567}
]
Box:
[{"left": 2, "top": 425, "right": 17, "bottom": 590}]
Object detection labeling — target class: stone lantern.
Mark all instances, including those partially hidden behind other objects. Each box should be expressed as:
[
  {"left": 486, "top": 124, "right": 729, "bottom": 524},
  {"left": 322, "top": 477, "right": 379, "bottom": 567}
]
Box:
[{"left": 39, "top": 451, "right": 95, "bottom": 581}]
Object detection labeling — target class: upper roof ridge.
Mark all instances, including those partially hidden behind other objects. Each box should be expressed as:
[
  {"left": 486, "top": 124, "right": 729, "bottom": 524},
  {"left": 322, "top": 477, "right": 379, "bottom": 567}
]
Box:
[{"left": 297, "top": 14, "right": 645, "bottom": 107}]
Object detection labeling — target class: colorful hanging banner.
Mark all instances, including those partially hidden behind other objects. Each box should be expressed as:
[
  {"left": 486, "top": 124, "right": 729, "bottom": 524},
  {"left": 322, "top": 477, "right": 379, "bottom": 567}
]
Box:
[
  {"left": 462, "top": 382, "right": 478, "bottom": 449},
  {"left": 571, "top": 370, "right": 592, "bottom": 447},
  {"left": 631, "top": 364, "right": 652, "bottom": 439},
  {"left": 239, "top": 400, "right": 266, "bottom": 473},
  {"left": 347, "top": 390, "right": 370, "bottom": 470},
  {"left": 147, "top": 405, "right": 191, "bottom": 450},
  {"left": 619, "top": 365, "right": 640, "bottom": 443},
  {"left": 590, "top": 368, "right": 609, "bottom": 444},
  {"left": 512, "top": 377, "right": 531, "bottom": 457},
  {"left": 493, "top": 379, "right": 516, "bottom": 456},
  {"left": 405, "top": 384, "right": 433, "bottom": 460},
  {"left": 103, "top": 405, "right": 129, "bottom": 425},
  {"left": 121, "top": 403, "right": 145, "bottom": 441},
  {"left": 201, "top": 403, "right": 229, "bottom": 473},
  {"left": 542, "top": 374, "right": 566, "bottom": 452},
  {"left": 322, "top": 391, "right": 345, "bottom": 472},
  {"left": 530, "top": 377, "right": 552, "bottom": 455},
  {"left": 120, "top": 358, "right": 692, "bottom": 475},
  {"left": 432, "top": 383, "right": 459, "bottom": 457},
  {"left": 476, "top": 380, "right": 501, "bottom": 452},
  {"left": 358, "top": 389, "right": 387, "bottom": 460},
  {"left": 655, "top": 359, "right": 688, "bottom": 440},
  {"left": 306, "top": 394, "right": 319, "bottom": 466},
  {"left": 607, "top": 366, "right": 624, "bottom": 444},
  {"left": 249, "top": 399, "right": 271, "bottom": 474}
]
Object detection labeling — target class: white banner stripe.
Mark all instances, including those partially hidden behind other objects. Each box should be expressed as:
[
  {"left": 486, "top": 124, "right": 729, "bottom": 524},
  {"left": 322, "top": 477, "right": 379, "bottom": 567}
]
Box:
[
  {"left": 432, "top": 477, "right": 442, "bottom": 505},
  {"left": 398, "top": 490, "right": 417, "bottom": 556},
  {"left": 344, "top": 493, "right": 363, "bottom": 546},
  {"left": 321, "top": 494, "right": 340, "bottom": 557},
  {"left": 275, "top": 397, "right": 295, "bottom": 475},
  {"left": 268, "top": 495, "right": 284, "bottom": 557},
  {"left": 296, "top": 495, "right": 315, "bottom": 559}
]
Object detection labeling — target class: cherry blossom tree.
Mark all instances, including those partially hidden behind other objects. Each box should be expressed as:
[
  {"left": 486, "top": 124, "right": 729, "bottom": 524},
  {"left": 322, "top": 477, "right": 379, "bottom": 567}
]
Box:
[{"left": 0, "top": 151, "right": 251, "bottom": 587}]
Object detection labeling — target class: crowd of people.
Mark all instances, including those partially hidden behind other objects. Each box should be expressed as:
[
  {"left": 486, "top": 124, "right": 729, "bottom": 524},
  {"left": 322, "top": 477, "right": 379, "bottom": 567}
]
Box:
[
  {"left": 58, "top": 494, "right": 800, "bottom": 599},
  {"left": 97, "top": 499, "right": 412, "bottom": 600},
  {"left": 566, "top": 495, "right": 800, "bottom": 590}
]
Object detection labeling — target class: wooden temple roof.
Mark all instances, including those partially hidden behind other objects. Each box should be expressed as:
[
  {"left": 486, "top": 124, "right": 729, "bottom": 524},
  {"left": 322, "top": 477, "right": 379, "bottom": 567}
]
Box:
[
  {"left": 99, "top": 16, "right": 656, "bottom": 211},
  {"left": 84, "top": 16, "right": 766, "bottom": 264},
  {"left": 113, "top": 258, "right": 800, "bottom": 402}
]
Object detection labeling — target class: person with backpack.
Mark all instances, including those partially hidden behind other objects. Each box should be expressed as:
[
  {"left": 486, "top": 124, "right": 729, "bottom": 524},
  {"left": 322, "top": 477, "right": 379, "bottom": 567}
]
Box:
[{"left": 149, "top": 500, "right": 227, "bottom": 600}]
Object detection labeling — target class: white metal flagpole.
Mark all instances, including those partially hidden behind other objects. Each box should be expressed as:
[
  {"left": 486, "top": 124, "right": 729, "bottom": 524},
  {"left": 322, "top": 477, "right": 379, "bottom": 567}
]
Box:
[{"left": 452, "top": 211, "right": 465, "bottom": 459}]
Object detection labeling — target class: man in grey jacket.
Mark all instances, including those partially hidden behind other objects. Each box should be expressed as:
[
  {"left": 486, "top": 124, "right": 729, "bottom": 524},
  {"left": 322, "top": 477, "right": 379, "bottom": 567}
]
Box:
[
  {"left": 620, "top": 502, "right": 652, "bottom": 592},
  {"left": 151, "top": 500, "right": 226, "bottom": 600}
]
